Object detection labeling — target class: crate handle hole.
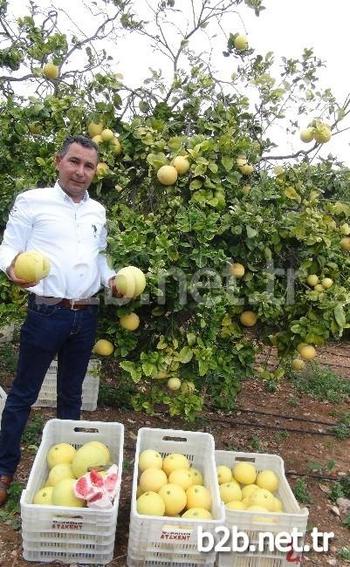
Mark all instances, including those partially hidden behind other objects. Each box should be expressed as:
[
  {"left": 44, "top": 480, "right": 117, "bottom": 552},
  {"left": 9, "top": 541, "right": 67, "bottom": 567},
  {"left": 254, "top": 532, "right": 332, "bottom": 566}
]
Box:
[
  {"left": 162, "top": 435, "right": 188, "bottom": 443},
  {"left": 73, "top": 427, "right": 99, "bottom": 433},
  {"left": 234, "top": 457, "right": 256, "bottom": 463}
]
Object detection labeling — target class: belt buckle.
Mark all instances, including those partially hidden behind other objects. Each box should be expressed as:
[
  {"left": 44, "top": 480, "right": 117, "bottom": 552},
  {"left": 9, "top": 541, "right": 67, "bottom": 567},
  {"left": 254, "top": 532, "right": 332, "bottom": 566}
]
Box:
[{"left": 70, "top": 300, "right": 79, "bottom": 311}]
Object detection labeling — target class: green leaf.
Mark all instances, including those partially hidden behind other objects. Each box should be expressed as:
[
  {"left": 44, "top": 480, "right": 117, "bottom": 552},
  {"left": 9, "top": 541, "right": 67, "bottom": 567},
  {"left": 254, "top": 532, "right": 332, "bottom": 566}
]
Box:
[
  {"left": 221, "top": 156, "right": 234, "bottom": 172},
  {"left": 177, "top": 346, "right": 193, "bottom": 364},
  {"left": 246, "top": 225, "right": 258, "bottom": 238},
  {"left": 334, "top": 305, "right": 346, "bottom": 329},
  {"left": 190, "top": 179, "right": 202, "bottom": 190},
  {"left": 141, "top": 362, "right": 156, "bottom": 376},
  {"left": 208, "top": 162, "right": 218, "bottom": 174},
  {"left": 284, "top": 186, "right": 301, "bottom": 202}
]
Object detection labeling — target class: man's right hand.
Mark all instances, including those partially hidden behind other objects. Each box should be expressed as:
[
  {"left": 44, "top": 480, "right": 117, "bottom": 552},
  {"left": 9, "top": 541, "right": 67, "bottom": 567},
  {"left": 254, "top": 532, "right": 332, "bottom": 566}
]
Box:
[{"left": 6, "top": 255, "right": 39, "bottom": 288}]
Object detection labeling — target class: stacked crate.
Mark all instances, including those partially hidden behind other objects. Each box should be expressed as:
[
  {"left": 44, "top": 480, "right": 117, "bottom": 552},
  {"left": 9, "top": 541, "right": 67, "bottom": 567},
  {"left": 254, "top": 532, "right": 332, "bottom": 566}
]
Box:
[
  {"left": 127, "top": 427, "right": 225, "bottom": 567},
  {"left": 33, "top": 358, "right": 100, "bottom": 411},
  {"left": 21, "top": 418, "right": 124, "bottom": 565}
]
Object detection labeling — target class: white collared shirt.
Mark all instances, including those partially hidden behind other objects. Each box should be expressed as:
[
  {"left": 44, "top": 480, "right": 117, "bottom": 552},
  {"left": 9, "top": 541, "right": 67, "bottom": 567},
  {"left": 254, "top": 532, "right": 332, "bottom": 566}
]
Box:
[{"left": 0, "top": 182, "right": 116, "bottom": 299}]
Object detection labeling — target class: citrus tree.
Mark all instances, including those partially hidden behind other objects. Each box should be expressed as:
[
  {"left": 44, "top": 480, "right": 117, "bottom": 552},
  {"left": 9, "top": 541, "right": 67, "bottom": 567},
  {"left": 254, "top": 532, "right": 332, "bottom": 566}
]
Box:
[{"left": 1, "top": 0, "right": 350, "bottom": 419}]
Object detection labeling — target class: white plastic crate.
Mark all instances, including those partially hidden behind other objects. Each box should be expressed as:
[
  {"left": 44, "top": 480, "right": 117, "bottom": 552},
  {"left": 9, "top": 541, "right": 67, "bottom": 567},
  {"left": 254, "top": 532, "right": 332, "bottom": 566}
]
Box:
[
  {"left": 20, "top": 418, "right": 124, "bottom": 565},
  {"left": 33, "top": 358, "right": 100, "bottom": 411},
  {"left": 0, "top": 385, "right": 6, "bottom": 428},
  {"left": 127, "top": 427, "right": 225, "bottom": 567},
  {"left": 215, "top": 450, "right": 309, "bottom": 567}
]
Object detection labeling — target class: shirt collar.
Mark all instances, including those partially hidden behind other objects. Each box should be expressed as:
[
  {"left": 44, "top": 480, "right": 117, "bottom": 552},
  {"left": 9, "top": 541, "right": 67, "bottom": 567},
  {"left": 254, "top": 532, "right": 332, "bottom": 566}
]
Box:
[{"left": 54, "top": 181, "right": 90, "bottom": 203}]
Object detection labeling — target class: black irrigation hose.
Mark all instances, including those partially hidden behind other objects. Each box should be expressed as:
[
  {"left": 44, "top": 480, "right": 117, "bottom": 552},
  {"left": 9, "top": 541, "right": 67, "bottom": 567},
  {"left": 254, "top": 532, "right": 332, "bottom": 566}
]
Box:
[
  {"left": 230, "top": 408, "right": 337, "bottom": 427},
  {"left": 211, "top": 417, "right": 335, "bottom": 436}
]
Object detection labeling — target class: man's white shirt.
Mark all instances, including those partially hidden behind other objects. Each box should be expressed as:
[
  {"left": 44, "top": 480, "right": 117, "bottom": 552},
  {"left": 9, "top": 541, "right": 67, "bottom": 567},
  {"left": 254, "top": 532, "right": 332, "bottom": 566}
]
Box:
[{"left": 0, "top": 183, "right": 116, "bottom": 299}]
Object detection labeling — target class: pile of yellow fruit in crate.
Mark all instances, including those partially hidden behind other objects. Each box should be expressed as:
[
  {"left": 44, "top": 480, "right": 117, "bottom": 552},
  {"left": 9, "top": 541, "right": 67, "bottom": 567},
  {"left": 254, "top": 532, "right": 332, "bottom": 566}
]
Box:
[
  {"left": 136, "top": 448, "right": 214, "bottom": 519},
  {"left": 216, "top": 460, "right": 282, "bottom": 513},
  {"left": 32, "top": 440, "right": 119, "bottom": 508}
]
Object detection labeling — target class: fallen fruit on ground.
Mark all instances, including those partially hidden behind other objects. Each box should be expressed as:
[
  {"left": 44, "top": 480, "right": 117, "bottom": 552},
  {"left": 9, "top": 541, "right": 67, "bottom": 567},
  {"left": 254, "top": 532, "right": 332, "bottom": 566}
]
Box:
[{"left": 291, "top": 358, "right": 305, "bottom": 371}]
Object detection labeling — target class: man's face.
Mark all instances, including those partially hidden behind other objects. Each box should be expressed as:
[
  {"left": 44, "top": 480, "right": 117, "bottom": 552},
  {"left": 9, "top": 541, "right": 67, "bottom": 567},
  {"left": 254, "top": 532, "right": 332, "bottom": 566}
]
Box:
[{"left": 55, "top": 142, "right": 98, "bottom": 201}]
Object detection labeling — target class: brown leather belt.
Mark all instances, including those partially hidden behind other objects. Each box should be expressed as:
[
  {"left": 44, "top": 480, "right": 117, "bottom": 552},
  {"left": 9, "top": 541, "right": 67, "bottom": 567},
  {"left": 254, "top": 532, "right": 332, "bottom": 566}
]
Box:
[
  {"left": 56, "top": 298, "right": 98, "bottom": 310},
  {"left": 35, "top": 296, "right": 99, "bottom": 310}
]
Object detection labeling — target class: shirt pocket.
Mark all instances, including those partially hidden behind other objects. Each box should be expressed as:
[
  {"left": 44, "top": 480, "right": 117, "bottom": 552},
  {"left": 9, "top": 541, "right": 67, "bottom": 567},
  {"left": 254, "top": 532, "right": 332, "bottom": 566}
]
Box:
[{"left": 80, "top": 221, "right": 104, "bottom": 243}]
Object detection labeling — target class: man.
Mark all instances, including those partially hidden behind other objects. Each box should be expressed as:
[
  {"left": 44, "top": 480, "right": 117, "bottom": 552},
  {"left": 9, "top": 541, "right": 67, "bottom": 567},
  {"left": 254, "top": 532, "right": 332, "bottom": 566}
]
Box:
[{"left": 0, "top": 135, "right": 117, "bottom": 505}]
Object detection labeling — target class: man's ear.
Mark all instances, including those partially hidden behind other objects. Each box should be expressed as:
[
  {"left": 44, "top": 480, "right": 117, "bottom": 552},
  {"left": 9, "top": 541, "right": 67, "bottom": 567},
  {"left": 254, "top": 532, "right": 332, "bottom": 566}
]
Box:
[{"left": 54, "top": 153, "right": 61, "bottom": 170}]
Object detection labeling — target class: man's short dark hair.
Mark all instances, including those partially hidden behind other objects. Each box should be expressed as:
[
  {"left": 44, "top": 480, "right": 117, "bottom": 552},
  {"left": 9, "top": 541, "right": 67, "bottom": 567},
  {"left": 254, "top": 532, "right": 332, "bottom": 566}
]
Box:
[{"left": 58, "top": 135, "right": 99, "bottom": 159}]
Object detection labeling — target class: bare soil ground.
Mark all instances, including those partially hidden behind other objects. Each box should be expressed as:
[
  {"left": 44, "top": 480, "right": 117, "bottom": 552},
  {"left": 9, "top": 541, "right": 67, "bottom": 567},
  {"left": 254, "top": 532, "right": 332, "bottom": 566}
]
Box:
[{"left": 0, "top": 342, "right": 349, "bottom": 567}]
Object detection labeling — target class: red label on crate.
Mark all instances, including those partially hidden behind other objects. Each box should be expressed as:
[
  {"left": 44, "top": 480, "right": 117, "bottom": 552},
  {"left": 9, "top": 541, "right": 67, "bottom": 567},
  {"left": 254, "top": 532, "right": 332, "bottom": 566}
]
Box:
[
  {"left": 160, "top": 525, "right": 193, "bottom": 542},
  {"left": 52, "top": 519, "right": 83, "bottom": 530}
]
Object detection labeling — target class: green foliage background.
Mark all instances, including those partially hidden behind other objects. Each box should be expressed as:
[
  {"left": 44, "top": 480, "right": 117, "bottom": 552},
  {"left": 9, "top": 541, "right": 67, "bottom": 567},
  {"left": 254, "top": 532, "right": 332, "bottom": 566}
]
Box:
[{"left": 1, "top": 0, "right": 350, "bottom": 418}]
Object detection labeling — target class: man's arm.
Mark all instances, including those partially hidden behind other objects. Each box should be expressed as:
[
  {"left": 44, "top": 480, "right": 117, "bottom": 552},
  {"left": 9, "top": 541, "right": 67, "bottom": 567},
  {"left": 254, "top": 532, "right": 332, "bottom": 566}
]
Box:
[{"left": 0, "top": 194, "right": 38, "bottom": 287}]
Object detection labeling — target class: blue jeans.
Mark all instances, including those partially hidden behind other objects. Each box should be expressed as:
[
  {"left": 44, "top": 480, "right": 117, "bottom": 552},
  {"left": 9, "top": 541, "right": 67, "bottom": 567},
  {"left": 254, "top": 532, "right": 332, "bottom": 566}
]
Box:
[{"left": 0, "top": 295, "right": 98, "bottom": 476}]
